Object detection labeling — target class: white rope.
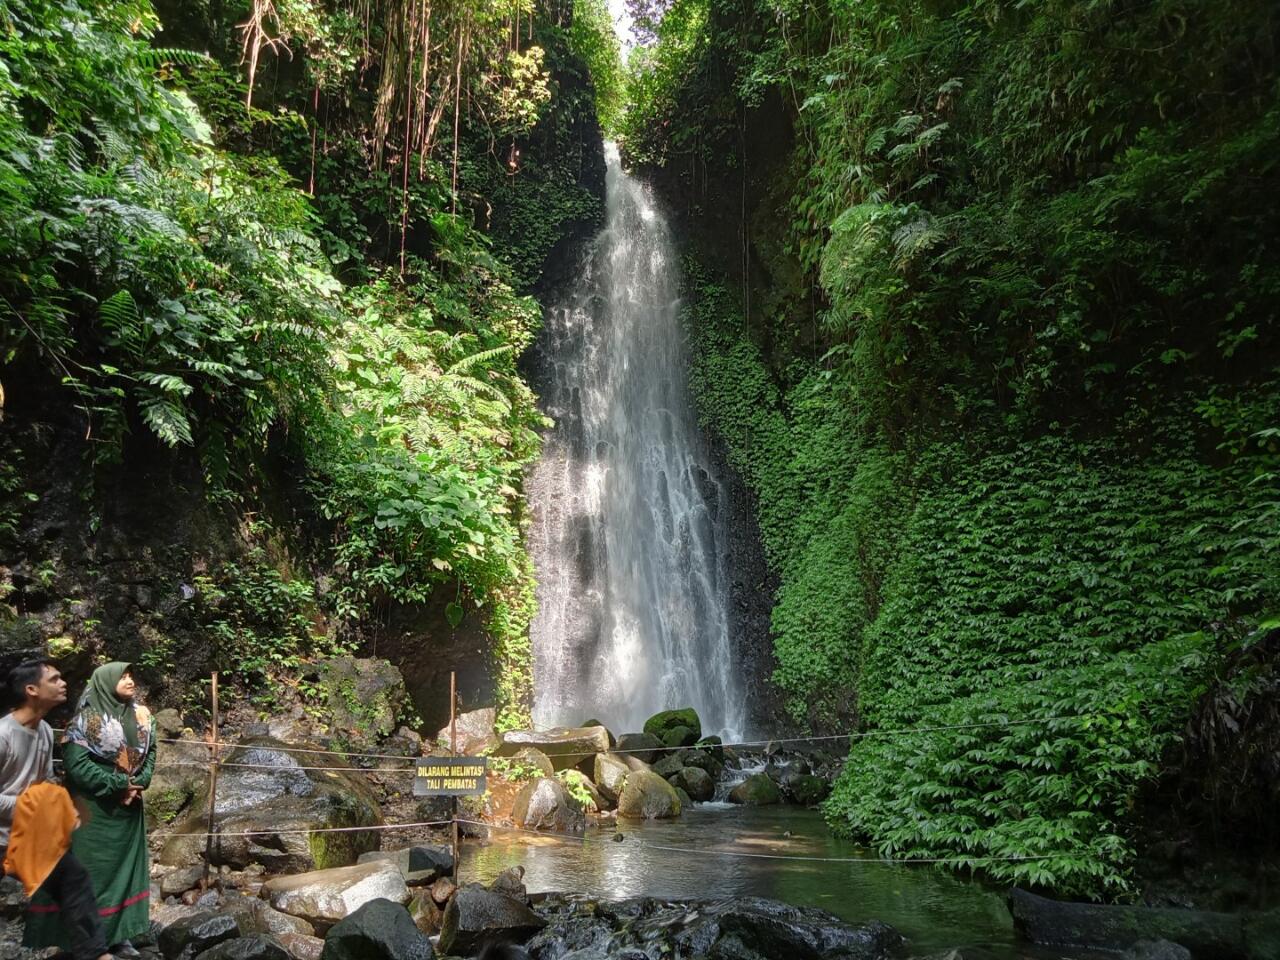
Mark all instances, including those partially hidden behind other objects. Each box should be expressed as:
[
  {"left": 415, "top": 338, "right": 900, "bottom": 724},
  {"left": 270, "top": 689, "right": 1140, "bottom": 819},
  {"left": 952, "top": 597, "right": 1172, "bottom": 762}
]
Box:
[
  {"left": 453, "top": 820, "right": 1065, "bottom": 865},
  {"left": 149, "top": 713, "right": 1100, "bottom": 765},
  {"left": 154, "top": 819, "right": 454, "bottom": 840}
]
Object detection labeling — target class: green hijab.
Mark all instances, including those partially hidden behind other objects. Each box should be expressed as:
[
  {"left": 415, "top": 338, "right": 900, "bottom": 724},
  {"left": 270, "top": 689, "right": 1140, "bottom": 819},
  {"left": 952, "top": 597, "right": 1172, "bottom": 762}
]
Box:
[{"left": 77, "top": 661, "right": 138, "bottom": 748}]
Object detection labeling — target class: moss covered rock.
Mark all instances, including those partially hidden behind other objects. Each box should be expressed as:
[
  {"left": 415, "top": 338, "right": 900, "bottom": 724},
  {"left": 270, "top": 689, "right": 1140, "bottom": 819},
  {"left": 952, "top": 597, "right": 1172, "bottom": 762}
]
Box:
[
  {"left": 643, "top": 708, "right": 702, "bottom": 744},
  {"left": 316, "top": 658, "right": 406, "bottom": 744},
  {"left": 728, "top": 773, "right": 782, "bottom": 806},
  {"left": 618, "top": 769, "right": 682, "bottom": 819}
]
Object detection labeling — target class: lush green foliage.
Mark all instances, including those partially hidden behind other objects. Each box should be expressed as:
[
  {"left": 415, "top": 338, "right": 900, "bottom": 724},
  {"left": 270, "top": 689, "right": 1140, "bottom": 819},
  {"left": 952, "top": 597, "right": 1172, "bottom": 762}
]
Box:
[
  {"left": 570, "top": 0, "right": 626, "bottom": 134},
  {"left": 0, "top": 0, "right": 609, "bottom": 719},
  {"left": 649, "top": 0, "right": 1280, "bottom": 895}
]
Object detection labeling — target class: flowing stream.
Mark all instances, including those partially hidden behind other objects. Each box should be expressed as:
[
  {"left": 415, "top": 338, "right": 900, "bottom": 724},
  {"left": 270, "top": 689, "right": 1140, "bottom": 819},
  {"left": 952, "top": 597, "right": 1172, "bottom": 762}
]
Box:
[{"left": 528, "top": 144, "right": 743, "bottom": 739}]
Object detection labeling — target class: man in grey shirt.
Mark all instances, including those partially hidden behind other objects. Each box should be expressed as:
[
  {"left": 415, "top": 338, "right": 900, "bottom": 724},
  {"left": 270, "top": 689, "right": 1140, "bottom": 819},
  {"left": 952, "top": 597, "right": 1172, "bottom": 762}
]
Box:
[{"left": 0, "top": 660, "right": 113, "bottom": 960}]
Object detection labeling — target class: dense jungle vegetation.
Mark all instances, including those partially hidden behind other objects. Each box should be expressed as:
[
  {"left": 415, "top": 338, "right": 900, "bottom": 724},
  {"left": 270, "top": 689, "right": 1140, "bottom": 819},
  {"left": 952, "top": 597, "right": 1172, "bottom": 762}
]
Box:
[
  {"left": 0, "top": 0, "right": 621, "bottom": 725},
  {"left": 2, "top": 0, "right": 1278, "bottom": 906},
  {"left": 625, "top": 0, "right": 1280, "bottom": 895}
]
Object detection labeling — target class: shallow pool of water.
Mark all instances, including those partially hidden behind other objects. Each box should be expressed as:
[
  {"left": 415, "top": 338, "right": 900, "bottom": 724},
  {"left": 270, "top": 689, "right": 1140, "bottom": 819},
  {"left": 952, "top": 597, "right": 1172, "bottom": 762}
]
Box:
[{"left": 459, "top": 804, "right": 1108, "bottom": 958}]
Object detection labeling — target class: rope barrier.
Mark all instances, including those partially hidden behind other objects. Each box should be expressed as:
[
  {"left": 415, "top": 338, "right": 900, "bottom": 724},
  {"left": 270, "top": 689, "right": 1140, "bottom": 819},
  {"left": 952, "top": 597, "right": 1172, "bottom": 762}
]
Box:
[
  {"left": 452, "top": 819, "right": 1065, "bottom": 866},
  {"left": 153, "top": 819, "right": 454, "bottom": 841},
  {"left": 146, "top": 712, "right": 1100, "bottom": 766}
]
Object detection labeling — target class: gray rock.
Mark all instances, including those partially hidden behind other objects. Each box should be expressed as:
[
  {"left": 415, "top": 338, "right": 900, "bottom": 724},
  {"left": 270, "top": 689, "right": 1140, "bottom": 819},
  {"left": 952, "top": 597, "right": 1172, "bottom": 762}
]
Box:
[
  {"left": 1125, "top": 941, "right": 1192, "bottom": 960},
  {"left": 260, "top": 861, "right": 409, "bottom": 925},
  {"left": 496, "top": 727, "right": 611, "bottom": 772},
  {"left": 436, "top": 707, "right": 497, "bottom": 756},
  {"left": 154, "top": 708, "right": 186, "bottom": 738},
  {"left": 146, "top": 737, "right": 212, "bottom": 829},
  {"left": 512, "top": 778, "right": 586, "bottom": 833},
  {"left": 193, "top": 936, "right": 290, "bottom": 960},
  {"left": 408, "top": 890, "right": 444, "bottom": 936},
  {"left": 579, "top": 720, "right": 617, "bottom": 748},
  {"left": 160, "top": 866, "right": 206, "bottom": 897},
  {"left": 489, "top": 866, "right": 527, "bottom": 900},
  {"left": 614, "top": 733, "right": 662, "bottom": 764},
  {"left": 277, "top": 934, "right": 324, "bottom": 960},
  {"left": 511, "top": 746, "right": 556, "bottom": 779},
  {"left": 1009, "top": 887, "right": 1247, "bottom": 957},
  {"left": 356, "top": 845, "right": 453, "bottom": 885},
  {"left": 651, "top": 754, "right": 685, "bottom": 779},
  {"left": 159, "top": 737, "right": 383, "bottom": 873},
  {"left": 593, "top": 753, "right": 630, "bottom": 804},
  {"left": 675, "top": 766, "right": 714, "bottom": 802},
  {"left": 617, "top": 770, "right": 682, "bottom": 820},
  {"left": 319, "top": 897, "right": 435, "bottom": 960},
  {"left": 728, "top": 774, "right": 782, "bottom": 806},
  {"left": 784, "top": 773, "right": 830, "bottom": 806},
  {"left": 437, "top": 884, "right": 546, "bottom": 956},
  {"left": 158, "top": 912, "right": 241, "bottom": 960},
  {"left": 220, "top": 894, "right": 316, "bottom": 938}
]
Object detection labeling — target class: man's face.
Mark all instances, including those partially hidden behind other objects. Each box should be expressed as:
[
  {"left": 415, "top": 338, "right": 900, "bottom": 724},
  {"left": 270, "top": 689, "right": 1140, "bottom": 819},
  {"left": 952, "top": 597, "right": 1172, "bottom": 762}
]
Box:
[{"left": 26, "top": 665, "right": 67, "bottom": 709}]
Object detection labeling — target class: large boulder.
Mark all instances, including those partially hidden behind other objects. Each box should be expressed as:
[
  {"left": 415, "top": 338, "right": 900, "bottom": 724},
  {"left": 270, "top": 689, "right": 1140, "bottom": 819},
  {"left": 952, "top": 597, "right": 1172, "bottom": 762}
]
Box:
[
  {"left": 159, "top": 737, "right": 383, "bottom": 873},
  {"left": 728, "top": 774, "right": 782, "bottom": 806},
  {"left": 642, "top": 709, "right": 701, "bottom": 745},
  {"left": 194, "top": 936, "right": 290, "bottom": 960},
  {"left": 614, "top": 733, "right": 662, "bottom": 764},
  {"left": 1008, "top": 887, "right": 1254, "bottom": 957},
  {"left": 146, "top": 736, "right": 213, "bottom": 829},
  {"left": 617, "top": 770, "right": 682, "bottom": 820},
  {"left": 651, "top": 754, "right": 685, "bottom": 780},
  {"left": 159, "top": 912, "right": 242, "bottom": 960},
  {"left": 278, "top": 935, "right": 324, "bottom": 960},
  {"left": 319, "top": 897, "right": 434, "bottom": 960},
  {"left": 579, "top": 720, "right": 617, "bottom": 748},
  {"left": 436, "top": 707, "right": 498, "bottom": 756},
  {"left": 593, "top": 753, "right": 630, "bottom": 804},
  {"left": 356, "top": 846, "right": 453, "bottom": 885},
  {"left": 220, "top": 894, "right": 316, "bottom": 938},
  {"left": 496, "top": 727, "right": 611, "bottom": 772},
  {"left": 558, "top": 769, "right": 608, "bottom": 812},
  {"left": 437, "top": 884, "right": 546, "bottom": 955},
  {"left": 674, "top": 766, "right": 714, "bottom": 803},
  {"left": 315, "top": 658, "right": 407, "bottom": 743},
  {"left": 512, "top": 778, "right": 586, "bottom": 833},
  {"left": 259, "top": 861, "right": 409, "bottom": 927},
  {"left": 784, "top": 773, "right": 831, "bottom": 807},
  {"left": 678, "top": 749, "right": 725, "bottom": 780},
  {"left": 511, "top": 746, "right": 556, "bottom": 779}
]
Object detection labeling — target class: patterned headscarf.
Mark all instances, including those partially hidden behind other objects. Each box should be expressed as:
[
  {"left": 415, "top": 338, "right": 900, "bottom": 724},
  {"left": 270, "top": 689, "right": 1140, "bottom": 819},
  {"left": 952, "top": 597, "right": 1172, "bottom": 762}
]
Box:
[{"left": 63, "top": 662, "right": 153, "bottom": 776}]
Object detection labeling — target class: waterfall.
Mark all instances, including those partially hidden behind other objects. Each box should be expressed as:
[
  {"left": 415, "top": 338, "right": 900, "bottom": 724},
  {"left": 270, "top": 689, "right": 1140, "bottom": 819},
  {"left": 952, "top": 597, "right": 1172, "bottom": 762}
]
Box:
[{"left": 528, "top": 144, "right": 744, "bottom": 740}]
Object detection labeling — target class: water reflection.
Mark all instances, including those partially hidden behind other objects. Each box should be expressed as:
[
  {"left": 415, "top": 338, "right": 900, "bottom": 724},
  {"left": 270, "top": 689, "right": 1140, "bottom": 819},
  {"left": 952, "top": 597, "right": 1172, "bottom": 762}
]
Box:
[{"left": 460, "top": 805, "right": 1108, "bottom": 959}]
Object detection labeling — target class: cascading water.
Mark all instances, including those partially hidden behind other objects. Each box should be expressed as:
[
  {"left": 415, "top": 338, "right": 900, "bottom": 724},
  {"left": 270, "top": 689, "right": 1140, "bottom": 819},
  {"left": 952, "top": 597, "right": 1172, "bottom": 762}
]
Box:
[{"left": 528, "top": 144, "right": 744, "bottom": 740}]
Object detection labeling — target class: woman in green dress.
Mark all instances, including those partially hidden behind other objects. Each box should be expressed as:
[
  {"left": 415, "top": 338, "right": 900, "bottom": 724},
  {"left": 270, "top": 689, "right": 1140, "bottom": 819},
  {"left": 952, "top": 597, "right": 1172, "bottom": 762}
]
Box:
[{"left": 26, "top": 663, "right": 155, "bottom": 958}]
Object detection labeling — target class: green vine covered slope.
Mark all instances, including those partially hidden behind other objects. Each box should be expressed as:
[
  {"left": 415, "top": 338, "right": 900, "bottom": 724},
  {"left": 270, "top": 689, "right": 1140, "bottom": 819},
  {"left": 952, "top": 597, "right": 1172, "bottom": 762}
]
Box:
[{"left": 632, "top": 0, "right": 1280, "bottom": 895}]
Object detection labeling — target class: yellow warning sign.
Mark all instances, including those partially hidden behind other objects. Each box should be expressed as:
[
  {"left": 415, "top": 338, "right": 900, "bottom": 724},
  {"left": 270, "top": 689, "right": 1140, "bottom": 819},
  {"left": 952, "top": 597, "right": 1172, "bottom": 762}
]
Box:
[{"left": 414, "top": 757, "right": 487, "bottom": 796}]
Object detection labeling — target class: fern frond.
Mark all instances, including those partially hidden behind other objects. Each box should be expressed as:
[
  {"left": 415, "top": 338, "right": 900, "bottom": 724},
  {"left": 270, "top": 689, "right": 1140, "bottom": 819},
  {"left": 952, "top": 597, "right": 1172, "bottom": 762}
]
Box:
[
  {"left": 137, "top": 48, "right": 214, "bottom": 71},
  {"left": 446, "top": 344, "right": 514, "bottom": 376},
  {"left": 140, "top": 395, "right": 194, "bottom": 446}
]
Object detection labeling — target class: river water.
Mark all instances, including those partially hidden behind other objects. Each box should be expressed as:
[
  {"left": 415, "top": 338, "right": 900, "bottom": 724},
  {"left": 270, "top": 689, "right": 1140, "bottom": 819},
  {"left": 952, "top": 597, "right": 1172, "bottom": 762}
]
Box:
[
  {"left": 527, "top": 144, "right": 743, "bottom": 739},
  {"left": 461, "top": 805, "right": 1108, "bottom": 959}
]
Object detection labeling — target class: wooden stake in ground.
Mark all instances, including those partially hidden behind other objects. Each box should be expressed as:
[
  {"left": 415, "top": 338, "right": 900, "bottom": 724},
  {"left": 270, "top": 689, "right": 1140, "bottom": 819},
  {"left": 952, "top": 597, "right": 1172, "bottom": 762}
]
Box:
[
  {"left": 450, "top": 669, "right": 459, "bottom": 883},
  {"left": 202, "top": 671, "right": 220, "bottom": 890}
]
